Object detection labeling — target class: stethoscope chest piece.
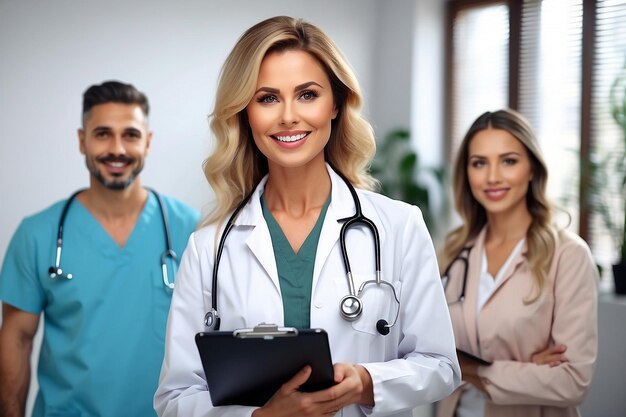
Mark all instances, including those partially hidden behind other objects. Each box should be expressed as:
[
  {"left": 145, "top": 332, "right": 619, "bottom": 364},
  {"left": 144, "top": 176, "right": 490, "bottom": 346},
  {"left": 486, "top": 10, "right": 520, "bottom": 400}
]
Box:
[
  {"left": 204, "top": 308, "right": 220, "bottom": 330},
  {"left": 339, "top": 295, "right": 363, "bottom": 321}
]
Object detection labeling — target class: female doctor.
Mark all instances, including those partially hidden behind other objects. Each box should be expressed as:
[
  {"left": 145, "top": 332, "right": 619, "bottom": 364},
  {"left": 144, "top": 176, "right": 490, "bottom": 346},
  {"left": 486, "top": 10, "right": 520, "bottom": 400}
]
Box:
[{"left": 154, "top": 16, "right": 460, "bottom": 417}]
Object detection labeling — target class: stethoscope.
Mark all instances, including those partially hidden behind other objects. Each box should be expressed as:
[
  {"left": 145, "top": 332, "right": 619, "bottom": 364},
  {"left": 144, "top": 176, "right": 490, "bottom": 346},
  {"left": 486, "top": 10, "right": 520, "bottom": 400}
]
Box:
[
  {"left": 48, "top": 188, "right": 179, "bottom": 289},
  {"left": 204, "top": 166, "right": 401, "bottom": 336},
  {"left": 441, "top": 246, "right": 472, "bottom": 304}
]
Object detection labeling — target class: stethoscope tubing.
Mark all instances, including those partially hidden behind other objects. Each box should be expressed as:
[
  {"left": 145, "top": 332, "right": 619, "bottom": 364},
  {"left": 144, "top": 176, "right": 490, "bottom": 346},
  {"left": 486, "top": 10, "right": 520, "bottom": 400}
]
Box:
[
  {"left": 49, "top": 188, "right": 177, "bottom": 287},
  {"left": 442, "top": 246, "right": 472, "bottom": 304},
  {"left": 207, "top": 165, "right": 400, "bottom": 334}
]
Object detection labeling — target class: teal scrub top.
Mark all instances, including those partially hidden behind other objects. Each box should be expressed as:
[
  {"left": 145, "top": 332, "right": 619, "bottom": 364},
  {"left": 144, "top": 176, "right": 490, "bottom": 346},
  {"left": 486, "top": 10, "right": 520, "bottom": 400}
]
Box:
[
  {"left": 0, "top": 192, "right": 199, "bottom": 417},
  {"left": 261, "top": 194, "right": 330, "bottom": 328}
]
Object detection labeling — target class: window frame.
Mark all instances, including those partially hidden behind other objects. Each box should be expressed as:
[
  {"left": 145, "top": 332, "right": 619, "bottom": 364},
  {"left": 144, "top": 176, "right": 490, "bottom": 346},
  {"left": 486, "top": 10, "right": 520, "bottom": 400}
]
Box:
[{"left": 444, "top": 0, "right": 597, "bottom": 242}]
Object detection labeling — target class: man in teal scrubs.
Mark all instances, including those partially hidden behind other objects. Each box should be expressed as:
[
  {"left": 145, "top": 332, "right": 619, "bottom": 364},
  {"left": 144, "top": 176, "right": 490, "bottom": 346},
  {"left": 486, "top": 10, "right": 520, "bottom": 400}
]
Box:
[{"left": 0, "top": 81, "right": 199, "bottom": 417}]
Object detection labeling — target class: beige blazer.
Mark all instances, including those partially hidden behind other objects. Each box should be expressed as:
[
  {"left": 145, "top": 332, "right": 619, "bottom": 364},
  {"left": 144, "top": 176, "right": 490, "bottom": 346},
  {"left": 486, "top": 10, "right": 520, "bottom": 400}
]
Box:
[{"left": 437, "top": 228, "right": 598, "bottom": 417}]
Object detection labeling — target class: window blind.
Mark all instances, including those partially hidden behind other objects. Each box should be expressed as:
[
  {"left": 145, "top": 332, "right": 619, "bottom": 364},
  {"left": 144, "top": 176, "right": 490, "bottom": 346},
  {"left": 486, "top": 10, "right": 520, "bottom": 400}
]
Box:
[
  {"left": 449, "top": 2, "right": 509, "bottom": 157},
  {"left": 589, "top": 0, "right": 626, "bottom": 275}
]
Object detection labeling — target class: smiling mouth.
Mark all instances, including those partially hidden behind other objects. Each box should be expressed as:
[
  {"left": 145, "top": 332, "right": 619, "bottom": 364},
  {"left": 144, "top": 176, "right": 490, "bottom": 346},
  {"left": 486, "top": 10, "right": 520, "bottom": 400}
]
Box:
[
  {"left": 484, "top": 189, "right": 509, "bottom": 199},
  {"left": 272, "top": 132, "right": 309, "bottom": 143}
]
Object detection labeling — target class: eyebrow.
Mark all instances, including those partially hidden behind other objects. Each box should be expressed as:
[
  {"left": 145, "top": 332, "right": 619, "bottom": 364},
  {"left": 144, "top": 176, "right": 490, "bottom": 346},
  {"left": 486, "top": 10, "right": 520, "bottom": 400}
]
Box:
[
  {"left": 469, "top": 151, "right": 522, "bottom": 159},
  {"left": 91, "top": 126, "right": 142, "bottom": 135},
  {"left": 253, "top": 81, "right": 324, "bottom": 95}
]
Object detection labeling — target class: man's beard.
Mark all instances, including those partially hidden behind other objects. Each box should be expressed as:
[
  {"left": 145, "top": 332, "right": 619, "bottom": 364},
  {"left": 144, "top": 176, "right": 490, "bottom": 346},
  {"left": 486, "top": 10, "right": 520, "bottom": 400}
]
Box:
[{"left": 86, "top": 155, "right": 144, "bottom": 190}]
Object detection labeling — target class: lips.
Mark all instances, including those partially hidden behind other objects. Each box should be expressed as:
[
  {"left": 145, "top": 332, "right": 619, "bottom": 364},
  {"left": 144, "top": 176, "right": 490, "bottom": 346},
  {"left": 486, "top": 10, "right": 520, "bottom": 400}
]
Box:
[
  {"left": 271, "top": 131, "right": 309, "bottom": 143},
  {"left": 484, "top": 188, "right": 509, "bottom": 201},
  {"left": 96, "top": 155, "right": 134, "bottom": 176}
]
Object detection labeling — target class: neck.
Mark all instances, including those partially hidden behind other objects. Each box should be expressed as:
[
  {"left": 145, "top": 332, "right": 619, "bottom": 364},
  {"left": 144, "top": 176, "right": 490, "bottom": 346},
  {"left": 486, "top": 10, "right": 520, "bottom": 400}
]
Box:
[
  {"left": 264, "top": 161, "right": 330, "bottom": 217},
  {"left": 77, "top": 179, "right": 148, "bottom": 220},
  {"left": 485, "top": 207, "right": 532, "bottom": 245}
]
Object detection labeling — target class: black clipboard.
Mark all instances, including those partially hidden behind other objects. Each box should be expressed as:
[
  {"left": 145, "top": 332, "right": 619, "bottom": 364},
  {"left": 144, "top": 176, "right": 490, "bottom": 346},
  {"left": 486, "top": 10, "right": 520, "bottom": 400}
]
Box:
[
  {"left": 456, "top": 348, "right": 492, "bottom": 366},
  {"left": 195, "top": 324, "right": 335, "bottom": 407}
]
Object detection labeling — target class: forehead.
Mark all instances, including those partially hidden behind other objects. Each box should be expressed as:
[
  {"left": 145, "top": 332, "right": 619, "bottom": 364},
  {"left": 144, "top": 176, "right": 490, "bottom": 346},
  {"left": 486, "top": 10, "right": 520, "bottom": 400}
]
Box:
[
  {"left": 84, "top": 102, "right": 147, "bottom": 130},
  {"left": 256, "top": 49, "right": 330, "bottom": 87},
  {"left": 469, "top": 128, "right": 527, "bottom": 155}
]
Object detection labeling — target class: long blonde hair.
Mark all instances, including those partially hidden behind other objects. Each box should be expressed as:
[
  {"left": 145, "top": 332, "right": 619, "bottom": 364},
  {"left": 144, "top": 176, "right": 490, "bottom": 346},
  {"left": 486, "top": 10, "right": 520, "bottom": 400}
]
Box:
[
  {"left": 202, "top": 16, "right": 377, "bottom": 225},
  {"left": 441, "top": 109, "right": 557, "bottom": 300}
]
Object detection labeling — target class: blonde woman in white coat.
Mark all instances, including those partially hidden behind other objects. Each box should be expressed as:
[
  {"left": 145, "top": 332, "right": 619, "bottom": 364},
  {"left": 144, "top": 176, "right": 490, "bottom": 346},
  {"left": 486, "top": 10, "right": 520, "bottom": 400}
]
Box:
[
  {"left": 154, "top": 16, "right": 460, "bottom": 417},
  {"left": 437, "top": 109, "right": 598, "bottom": 417}
]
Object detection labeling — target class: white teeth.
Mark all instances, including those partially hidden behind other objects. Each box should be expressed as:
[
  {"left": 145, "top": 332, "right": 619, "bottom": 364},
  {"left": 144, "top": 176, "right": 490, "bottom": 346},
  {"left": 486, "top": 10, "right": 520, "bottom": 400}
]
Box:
[
  {"left": 275, "top": 133, "right": 307, "bottom": 142},
  {"left": 109, "top": 162, "right": 125, "bottom": 168}
]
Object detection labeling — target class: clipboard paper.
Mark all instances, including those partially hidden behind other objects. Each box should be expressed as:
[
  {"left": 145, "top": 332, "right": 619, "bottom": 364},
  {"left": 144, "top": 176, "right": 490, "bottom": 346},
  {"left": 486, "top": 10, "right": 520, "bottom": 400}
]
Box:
[{"left": 195, "top": 324, "right": 335, "bottom": 407}]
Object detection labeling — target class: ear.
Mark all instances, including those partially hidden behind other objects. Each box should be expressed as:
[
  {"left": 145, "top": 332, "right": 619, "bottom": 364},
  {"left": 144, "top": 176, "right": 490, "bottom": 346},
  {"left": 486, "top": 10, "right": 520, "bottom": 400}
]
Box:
[
  {"left": 145, "top": 131, "right": 153, "bottom": 156},
  {"left": 331, "top": 104, "right": 338, "bottom": 120},
  {"left": 78, "top": 128, "right": 86, "bottom": 155}
]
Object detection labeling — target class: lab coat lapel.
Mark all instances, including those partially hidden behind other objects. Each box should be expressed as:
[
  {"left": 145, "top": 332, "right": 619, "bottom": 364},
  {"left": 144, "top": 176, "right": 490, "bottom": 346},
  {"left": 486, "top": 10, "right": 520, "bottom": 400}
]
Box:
[
  {"left": 462, "top": 228, "right": 487, "bottom": 355},
  {"left": 312, "top": 166, "right": 352, "bottom": 289},
  {"left": 237, "top": 177, "right": 281, "bottom": 293}
]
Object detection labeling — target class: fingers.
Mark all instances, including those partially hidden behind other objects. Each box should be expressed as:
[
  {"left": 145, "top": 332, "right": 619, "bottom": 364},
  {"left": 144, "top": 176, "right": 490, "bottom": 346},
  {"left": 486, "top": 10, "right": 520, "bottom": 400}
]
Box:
[
  {"left": 281, "top": 365, "right": 312, "bottom": 393},
  {"left": 531, "top": 344, "right": 569, "bottom": 366}
]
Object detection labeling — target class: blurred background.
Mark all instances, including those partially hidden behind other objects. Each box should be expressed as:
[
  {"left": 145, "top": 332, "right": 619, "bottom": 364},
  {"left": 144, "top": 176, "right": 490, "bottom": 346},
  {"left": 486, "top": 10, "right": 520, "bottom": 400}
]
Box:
[{"left": 1, "top": 0, "right": 624, "bottom": 415}]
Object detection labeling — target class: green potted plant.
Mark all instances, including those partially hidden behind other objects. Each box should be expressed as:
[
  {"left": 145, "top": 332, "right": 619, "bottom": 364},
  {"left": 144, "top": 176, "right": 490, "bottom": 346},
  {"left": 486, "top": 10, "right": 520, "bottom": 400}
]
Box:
[
  {"left": 370, "top": 129, "right": 445, "bottom": 235},
  {"left": 589, "top": 66, "right": 626, "bottom": 293}
]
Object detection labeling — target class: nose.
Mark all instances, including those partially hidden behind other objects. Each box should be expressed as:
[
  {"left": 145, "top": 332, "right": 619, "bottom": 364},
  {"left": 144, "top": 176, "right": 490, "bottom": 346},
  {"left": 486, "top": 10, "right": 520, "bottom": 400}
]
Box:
[
  {"left": 487, "top": 164, "right": 501, "bottom": 184},
  {"left": 108, "top": 135, "right": 126, "bottom": 155},
  {"left": 280, "top": 102, "right": 299, "bottom": 126}
]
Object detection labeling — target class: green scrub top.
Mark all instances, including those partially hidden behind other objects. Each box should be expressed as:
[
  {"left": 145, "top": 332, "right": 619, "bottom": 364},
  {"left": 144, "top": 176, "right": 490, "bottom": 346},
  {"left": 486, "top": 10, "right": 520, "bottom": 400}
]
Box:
[
  {"left": 261, "top": 193, "right": 331, "bottom": 328},
  {"left": 0, "top": 192, "right": 199, "bottom": 417}
]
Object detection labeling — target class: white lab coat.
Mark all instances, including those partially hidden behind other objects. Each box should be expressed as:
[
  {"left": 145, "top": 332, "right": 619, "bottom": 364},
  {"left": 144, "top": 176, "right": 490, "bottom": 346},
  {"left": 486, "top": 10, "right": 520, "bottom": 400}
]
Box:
[{"left": 155, "top": 165, "right": 461, "bottom": 417}]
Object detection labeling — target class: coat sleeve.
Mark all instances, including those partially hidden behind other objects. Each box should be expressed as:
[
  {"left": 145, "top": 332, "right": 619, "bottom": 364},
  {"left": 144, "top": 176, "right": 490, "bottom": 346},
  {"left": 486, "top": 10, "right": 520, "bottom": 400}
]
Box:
[
  {"left": 153, "top": 232, "right": 257, "bottom": 417},
  {"left": 478, "top": 238, "right": 598, "bottom": 406},
  {"left": 361, "top": 206, "right": 462, "bottom": 416}
]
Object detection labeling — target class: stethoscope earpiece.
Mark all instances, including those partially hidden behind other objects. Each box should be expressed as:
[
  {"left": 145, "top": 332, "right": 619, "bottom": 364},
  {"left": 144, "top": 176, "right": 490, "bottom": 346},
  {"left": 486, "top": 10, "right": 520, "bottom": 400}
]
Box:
[
  {"left": 49, "top": 188, "right": 176, "bottom": 288},
  {"left": 48, "top": 266, "right": 72, "bottom": 280}
]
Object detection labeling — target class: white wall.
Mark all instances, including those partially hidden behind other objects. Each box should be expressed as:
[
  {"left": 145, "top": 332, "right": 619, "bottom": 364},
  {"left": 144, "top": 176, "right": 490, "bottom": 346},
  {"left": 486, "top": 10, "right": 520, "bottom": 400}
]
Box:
[
  {"left": 0, "top": 1, "right": 431, "bottom": 416},
  {"left": 0, "top": 0, "right": 381, "bottom": 259}
]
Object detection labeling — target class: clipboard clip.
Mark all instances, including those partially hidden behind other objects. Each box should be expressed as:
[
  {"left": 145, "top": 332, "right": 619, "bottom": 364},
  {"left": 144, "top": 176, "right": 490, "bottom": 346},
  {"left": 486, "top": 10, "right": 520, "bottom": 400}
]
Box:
[{"left": 233, "top": 323, "right": 299, "bottom": 339}]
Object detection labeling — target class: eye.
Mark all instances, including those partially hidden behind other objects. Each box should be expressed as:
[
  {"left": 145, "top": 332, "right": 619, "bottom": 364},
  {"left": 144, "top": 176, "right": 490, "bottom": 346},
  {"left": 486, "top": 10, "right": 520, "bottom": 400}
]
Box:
[
  {"left": 503, "top": 157, "right": 518, "bottom": 165},
  {"left": 299, "top": 90, "right": 319, "bottom": 101},
  {"left": 470, "top": 159, "right": 485, "bottom": 168},
  {"left": 124, "top": 131, "right": 141, "bottom": 140},
  {"left": 94, "top": 130, "right": 110, "bottom": 139},
  {"left": 257, "top": 94, "right": 278, "bottom": 104}
]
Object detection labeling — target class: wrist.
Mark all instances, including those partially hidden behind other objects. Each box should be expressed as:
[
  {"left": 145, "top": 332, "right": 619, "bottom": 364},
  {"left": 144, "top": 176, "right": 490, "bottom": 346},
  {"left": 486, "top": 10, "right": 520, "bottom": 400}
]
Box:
[{"left": 356, "top": 365, "right": 374, "bottom": 406}]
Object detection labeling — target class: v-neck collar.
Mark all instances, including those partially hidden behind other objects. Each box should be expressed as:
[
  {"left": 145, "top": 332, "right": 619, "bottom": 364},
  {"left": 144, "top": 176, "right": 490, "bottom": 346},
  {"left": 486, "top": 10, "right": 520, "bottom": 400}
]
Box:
[
  {"left": 72, "top": 192, "right": 155, "bottom": 252},
  {"left": 260, "top": 193, "right": 331, "bottom": 256}
]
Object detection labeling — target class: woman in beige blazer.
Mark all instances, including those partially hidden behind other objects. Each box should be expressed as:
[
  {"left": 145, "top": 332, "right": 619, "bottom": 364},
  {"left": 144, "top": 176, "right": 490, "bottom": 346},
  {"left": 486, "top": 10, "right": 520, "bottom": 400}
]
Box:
[{"left": 437, "top": 109, "right": 598, "bottom": 417}]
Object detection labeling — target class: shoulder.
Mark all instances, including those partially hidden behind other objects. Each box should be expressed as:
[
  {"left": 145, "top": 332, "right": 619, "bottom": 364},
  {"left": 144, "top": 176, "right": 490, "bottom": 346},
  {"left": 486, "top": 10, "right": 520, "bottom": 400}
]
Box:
[
  {"left": 19, "top": 199, "right": 68, "bottom": 231},
  {"left": 155, "top": 193, "right": 201, "bottom": 226},
  {"left": 4, "top": 199, "right": 68, "bottom": 253},
  {"left": 550, "top": 229, "right": 598, "bottom": 280},
  {"left": 554, "top": 229, "right": 594, "bottom": 258},
  {"left": 357, "top": 188, "right": 425, "bottom": 224}
]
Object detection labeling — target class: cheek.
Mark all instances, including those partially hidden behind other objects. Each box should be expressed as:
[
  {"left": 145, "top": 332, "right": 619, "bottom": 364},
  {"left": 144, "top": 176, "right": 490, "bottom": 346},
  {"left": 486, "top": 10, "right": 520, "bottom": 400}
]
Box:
[
  {"left": 466, "top": 169, "right": 483, "bottom": 190},
  {"left": 302, "top": 102, "right": 336, "bottom": 128},
  {"left": 246, "top": 107, "right": 269, "bottom": 135},
  {"left": 505, "top": 167, "right": 532, "bottom": 186}
]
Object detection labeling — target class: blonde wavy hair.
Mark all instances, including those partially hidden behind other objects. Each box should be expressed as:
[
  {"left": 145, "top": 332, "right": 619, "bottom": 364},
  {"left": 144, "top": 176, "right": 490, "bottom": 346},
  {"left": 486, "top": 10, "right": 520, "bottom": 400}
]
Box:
[
  {"left": 202, "top": 16, "right": 377, "bottom": 226},
  {"left": 441, "top": 109, "right": 558, "bottom": 302}
]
